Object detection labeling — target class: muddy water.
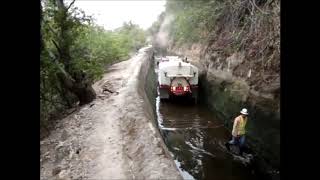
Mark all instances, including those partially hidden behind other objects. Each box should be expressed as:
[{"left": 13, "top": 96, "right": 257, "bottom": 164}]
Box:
[{"left": 156, "top": 97, "right": 260, "bottom": 180}]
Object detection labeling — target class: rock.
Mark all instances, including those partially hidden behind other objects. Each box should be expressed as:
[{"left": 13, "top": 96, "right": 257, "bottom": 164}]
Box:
[
  {"left": 52, "top": 167, "right": 61, "bottom": 176},
  {"left": 43, "top": 151, "right": 50, "bottom": 157},
  {"left": 61, "top": 130, "right": 68, "bottom": 141},
  {"left": 226, "top": 52, "right": 245, "bottom": 72},
  {"left": 58, "top": 169, "right": 71, "bottom": 179},
  {"left": 155, "top": 147, "right": 163, "bottom": 155},
  {"left": 261, "top": 83, "right": 280, "bottom": 93},
  {"left": 55, "top": 141, "right": 65, "bottom": 150},
  {"left": 43, "top": 151, "right": 51, "bottom": 160},
  {"left": 55, "top": 144, "right": 70, "bottom": 163},
  {"left": 68, "top": 149, "right": 75, "bottom": 159}
]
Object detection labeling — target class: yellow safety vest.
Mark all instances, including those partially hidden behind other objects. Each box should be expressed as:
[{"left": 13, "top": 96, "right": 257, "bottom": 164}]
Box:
[{"left": 237, "top": 115, "right": 247, "bottom": 135}]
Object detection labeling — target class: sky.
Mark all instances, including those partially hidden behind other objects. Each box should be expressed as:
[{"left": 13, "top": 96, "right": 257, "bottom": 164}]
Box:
[{"left": 67, "top": 0, "right": 166, "bottom": 30}]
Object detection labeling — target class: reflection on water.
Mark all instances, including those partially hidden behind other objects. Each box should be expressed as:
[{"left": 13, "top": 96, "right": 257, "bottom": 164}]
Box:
[{"left": 156, "top": 96, "right": 259, "bottom": 180}]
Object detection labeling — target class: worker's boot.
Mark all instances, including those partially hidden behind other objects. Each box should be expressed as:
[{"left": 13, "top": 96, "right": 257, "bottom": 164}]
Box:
[
  {"left": 239, "top": 147, "right": 244, "bottom": 157},
  {"left": 225, "top": 142, "right": 230, "bottom": 151}
]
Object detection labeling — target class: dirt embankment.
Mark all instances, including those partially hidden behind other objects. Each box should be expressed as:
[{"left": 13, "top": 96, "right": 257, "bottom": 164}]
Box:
[{"left": 40, "top": 46, "right": 182, "bottom": 180}]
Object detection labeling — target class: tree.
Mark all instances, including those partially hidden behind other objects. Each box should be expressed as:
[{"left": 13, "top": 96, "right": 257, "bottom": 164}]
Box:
[
  {"left": 41, "top": 0, "right": 147, "bottom": 130},
  {"left": 43, "top": 0, "right": 96, "bottom": 105}
]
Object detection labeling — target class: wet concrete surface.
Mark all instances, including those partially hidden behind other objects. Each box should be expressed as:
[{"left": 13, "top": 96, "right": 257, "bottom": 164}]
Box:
[{"left": 156, "top": 96, "right": 260, "bottom": 180}]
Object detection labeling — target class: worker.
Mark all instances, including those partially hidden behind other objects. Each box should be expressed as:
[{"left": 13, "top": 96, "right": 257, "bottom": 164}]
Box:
[{"left": 225, "top": 108, "right": 249, "bottom": 156}]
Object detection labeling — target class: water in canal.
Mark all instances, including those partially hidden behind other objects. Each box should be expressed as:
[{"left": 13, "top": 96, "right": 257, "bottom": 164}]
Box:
[{"left": 156, "top": 96, "right": 260, "bottom": 180}]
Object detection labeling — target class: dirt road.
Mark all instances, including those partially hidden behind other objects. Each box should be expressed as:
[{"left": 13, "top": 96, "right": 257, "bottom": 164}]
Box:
[{"left": 40, "top": 47, "right": 182, "bottom": 180}]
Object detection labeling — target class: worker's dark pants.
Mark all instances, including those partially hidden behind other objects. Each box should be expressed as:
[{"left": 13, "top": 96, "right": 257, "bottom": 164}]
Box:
[{"left": 228, "top": 135, "right": 245, "bottom": 153}]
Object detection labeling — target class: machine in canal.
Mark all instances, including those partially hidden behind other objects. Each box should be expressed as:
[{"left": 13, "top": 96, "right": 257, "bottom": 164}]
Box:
[{"left": 157, "top": 56, "right": 198, "bottom": 102}]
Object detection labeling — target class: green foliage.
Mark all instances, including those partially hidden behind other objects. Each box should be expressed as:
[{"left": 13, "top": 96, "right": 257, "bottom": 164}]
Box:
[
  {"left": 164, "top": 0, "right": 222, "bottom": 45},
  {"left": 115, "top": 21, "right": 147, "bottom": 51},
  {"left": 70, "top": 24, "right": 132, "bottom": 81},
  {"left": 40, "top": 0, "right": 146, "bottom": 130},
  {"left": 150, "top": 0, "right": 279, "bottom": 60}
]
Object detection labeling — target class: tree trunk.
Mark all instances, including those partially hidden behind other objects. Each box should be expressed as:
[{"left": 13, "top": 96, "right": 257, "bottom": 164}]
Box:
[
  {"left": 40, "top": 2, "right": 43, "bottom": 53},
  {"left": 56, "top": 69, "right": 96, "bottom": 106},
  {"left": 71, "top": 71, "right": 96, "bottom": 105},
  {"left": 53, "top": 0, "right": 96, "bottom": 105},
  {"left": 72, "top": 83, "right": 96, "bottom": 106}
]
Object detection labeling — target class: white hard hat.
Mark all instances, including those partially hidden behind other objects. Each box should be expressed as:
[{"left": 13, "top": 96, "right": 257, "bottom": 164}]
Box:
[{"left": 240, "top": 108, "right": 249, "bottom": 115}]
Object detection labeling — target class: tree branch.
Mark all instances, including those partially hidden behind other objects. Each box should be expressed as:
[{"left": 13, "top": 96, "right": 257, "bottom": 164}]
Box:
[
  {"left": 51, "top": 39, "right": 62, "bottom": 59},
  {"left": 56, "top": 0, "right": 65, "bottom": 9},
  {"left": 47, "top": 24, "right": 58, "bottom": 38},
  {"left": 67, "top": 0, "right": 76, "bottom": 10},
  {"left": 45, "top": 46, "right": 76, "bottom": 85},
  {"left": 250, "top": 0, "right": 269, "bottom": 15}
]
